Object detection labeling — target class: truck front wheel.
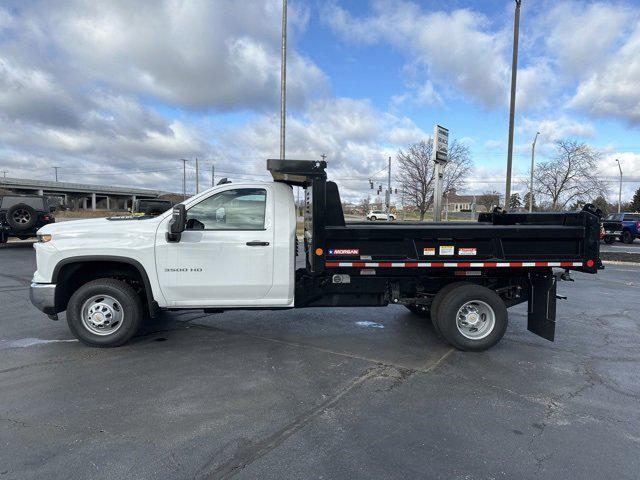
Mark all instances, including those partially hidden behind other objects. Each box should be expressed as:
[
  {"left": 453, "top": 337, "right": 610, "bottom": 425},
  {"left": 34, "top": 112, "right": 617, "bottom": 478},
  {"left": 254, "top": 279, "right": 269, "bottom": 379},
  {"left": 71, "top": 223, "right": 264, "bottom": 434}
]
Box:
[
  {"left": 435, "top": 284, "right": 507, "bottom": 351},
  {"left": 67, "top": 278, "right": 144, "bottom": 347}
]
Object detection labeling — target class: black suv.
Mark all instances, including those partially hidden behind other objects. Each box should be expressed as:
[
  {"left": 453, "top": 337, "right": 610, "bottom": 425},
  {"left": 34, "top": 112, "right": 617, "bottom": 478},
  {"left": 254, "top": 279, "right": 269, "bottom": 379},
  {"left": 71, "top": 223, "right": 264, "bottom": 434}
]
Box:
[
  {"left": 0, "top": 195, "right": 55, "bottom": 243},
  {"left": 132, "top": 198, "right": 174, "bottom": 216}
]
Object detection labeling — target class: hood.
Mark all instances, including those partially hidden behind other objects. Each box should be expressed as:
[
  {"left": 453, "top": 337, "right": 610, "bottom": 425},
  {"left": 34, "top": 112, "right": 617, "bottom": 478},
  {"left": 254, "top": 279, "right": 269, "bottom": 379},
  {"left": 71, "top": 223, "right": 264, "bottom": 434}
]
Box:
[{"left": 37, "top": 215, "right": 162, "bottom": 236}]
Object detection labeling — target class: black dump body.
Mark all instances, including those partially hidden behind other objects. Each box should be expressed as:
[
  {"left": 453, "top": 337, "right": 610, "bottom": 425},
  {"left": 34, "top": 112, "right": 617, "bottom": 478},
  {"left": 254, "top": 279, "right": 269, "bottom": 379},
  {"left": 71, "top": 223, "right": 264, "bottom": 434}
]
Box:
[{"left": 268, "top": 159, "right": 601, "bottom": 341}]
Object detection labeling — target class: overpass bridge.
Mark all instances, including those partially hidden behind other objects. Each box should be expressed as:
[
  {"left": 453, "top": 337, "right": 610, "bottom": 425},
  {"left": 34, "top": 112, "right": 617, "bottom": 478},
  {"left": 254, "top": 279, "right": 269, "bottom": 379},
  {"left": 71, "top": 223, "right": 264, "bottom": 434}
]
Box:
[{"left": 0, "top": 177, "right": 166, "bottom": 210}]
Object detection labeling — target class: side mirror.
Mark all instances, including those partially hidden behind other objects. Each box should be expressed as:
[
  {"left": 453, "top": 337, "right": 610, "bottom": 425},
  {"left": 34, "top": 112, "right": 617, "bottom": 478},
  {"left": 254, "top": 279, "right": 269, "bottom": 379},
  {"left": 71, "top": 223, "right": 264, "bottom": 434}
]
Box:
[{"left": 167, "top": 204, "right": 186, "bottom": 242}]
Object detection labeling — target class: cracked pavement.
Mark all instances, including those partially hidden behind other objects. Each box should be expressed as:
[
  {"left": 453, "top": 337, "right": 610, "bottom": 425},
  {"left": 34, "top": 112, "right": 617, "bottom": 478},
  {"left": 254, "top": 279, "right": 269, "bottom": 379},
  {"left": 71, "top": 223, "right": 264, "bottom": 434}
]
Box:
[{"left": 1, "top": 242, "right": 639, "bottom": 479}]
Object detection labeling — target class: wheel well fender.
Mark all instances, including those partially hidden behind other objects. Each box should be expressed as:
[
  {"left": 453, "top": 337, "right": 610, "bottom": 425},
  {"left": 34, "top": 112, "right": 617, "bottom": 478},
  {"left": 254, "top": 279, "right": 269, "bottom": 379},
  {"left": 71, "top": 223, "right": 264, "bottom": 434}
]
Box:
[{"left": 52, "top": 256, "right": 157, "bottom": 315}]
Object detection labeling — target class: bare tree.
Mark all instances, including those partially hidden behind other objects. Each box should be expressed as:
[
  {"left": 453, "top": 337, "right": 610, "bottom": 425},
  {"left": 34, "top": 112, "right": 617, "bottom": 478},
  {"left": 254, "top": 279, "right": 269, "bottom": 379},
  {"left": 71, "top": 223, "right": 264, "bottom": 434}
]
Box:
[
  {"left": 477, "top": 191, "right": 501, "bottom": 212},
  {"left": 533, "top": 140, "right": 608, "bottom": 211},
  {"left": 358, "top": 195, "right": 371, "bottom": 215},
  {"left": 396, "top": 139, "right": 472, "bottom": 220}
]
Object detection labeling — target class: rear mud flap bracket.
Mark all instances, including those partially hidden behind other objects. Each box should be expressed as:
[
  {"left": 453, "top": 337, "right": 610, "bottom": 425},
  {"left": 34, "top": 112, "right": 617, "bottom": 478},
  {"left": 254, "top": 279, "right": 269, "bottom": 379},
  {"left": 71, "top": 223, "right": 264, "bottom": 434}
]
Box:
[{"left": 527, "top": 273, "right": 557, "bottom": 341}]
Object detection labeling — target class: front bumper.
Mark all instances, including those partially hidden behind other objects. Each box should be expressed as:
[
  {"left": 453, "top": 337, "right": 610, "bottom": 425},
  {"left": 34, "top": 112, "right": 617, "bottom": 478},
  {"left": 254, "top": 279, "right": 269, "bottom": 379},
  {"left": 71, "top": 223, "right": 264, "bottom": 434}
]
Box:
[{"left": 29, "top": 283, "right": 57, "bottom": 316}]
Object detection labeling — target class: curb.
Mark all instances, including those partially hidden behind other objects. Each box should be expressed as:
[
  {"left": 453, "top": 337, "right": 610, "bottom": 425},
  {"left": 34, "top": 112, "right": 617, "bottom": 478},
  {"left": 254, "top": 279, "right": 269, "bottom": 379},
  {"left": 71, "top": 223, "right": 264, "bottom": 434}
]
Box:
[{"left": 602, "top": 260, "right": 640, "bottom": 267}]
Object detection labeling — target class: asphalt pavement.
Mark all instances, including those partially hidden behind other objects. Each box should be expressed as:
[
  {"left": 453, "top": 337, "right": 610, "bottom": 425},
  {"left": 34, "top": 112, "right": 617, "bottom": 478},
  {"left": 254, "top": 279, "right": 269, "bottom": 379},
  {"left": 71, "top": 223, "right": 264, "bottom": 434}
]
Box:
[{"left": 1, "top": 241, "right": 639, "bottom": 479}]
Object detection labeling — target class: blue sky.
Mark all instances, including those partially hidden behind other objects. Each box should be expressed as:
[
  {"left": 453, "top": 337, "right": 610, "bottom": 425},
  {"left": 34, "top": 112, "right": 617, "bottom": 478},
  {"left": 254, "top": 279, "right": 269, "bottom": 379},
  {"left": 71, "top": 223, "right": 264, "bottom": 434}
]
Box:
[{"left": 0, "top": 0, "right": 639, "bottom": 202}]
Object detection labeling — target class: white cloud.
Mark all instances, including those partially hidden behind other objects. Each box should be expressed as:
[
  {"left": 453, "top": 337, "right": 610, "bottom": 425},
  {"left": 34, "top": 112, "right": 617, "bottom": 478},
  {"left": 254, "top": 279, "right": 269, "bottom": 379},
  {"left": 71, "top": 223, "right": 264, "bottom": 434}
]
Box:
[
  {"left": 544, "top": 2, "right": 630, "bottom": 77},
  {"left": 210, "top": 97, "right": 432, "bottom": 201},
  {"left": 324, "top": 1, "right": 510, "bottom": 108},
  {"left": 4, "top": 0, "right": 325, "bottom": 111},
  {"left": 598, "top": 152, "right": 640, "bottom": 203},
  {"left": 568, "top": 23, "right": 640, "bottom": 125},
  {"left": 519, "top": 116, "right": 596, "bottom": 144}
]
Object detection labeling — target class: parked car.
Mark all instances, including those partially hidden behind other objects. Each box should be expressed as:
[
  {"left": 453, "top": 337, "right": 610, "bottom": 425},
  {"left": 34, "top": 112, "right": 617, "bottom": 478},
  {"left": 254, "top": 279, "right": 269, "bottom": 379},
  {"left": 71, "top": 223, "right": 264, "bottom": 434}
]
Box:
[
  {"left": 366, "top": 210, "right": 395, "bottom": 221},
  {"left": 0, "top": 194, "right": 55, "bottom": 243},
  {"left": 603, "top": 212, "right": 640, "bottom": 244},
  {"left": 132, "top": 199, "right": 174, "bottom": 216}
]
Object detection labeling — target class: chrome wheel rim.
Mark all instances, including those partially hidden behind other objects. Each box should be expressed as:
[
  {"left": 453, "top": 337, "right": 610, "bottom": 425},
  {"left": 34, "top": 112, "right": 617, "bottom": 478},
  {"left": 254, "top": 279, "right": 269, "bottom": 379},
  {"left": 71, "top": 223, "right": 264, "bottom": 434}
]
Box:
[
  {"left": 81, "top": 294, "right": 124, "bottom": 336},
  {"left": 456, "top": 300, "right": 495, "bottom": 340},
  {"left": 13, "top": 209, "right": 31, "bottom": 224}
]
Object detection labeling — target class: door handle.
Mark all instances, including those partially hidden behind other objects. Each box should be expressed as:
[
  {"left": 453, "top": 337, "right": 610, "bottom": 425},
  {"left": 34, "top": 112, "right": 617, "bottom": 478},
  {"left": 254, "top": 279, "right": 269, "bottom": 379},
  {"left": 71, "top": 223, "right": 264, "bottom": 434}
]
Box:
[{"left": 246, "top": 241, "right": 270, "bottom": 246}]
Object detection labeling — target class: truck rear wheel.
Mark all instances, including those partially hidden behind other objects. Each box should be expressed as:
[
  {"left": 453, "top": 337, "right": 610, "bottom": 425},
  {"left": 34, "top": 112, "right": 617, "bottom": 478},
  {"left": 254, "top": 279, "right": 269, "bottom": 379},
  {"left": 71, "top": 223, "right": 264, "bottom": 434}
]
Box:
[
  {"left": 67, "top": 278, "right": 144, "bottom": 347},
  {"left": 434, "top": 284, "right": 507, "bottom": 351}
]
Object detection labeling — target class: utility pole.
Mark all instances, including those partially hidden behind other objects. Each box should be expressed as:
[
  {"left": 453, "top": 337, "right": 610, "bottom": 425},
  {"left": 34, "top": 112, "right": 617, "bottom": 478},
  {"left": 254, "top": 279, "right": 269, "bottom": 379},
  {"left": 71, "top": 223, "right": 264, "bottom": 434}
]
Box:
[
  {"left": 211, "top": 164, "right": 215, "bottom": 187},
  {"left": 195, "top": 157, "right": 199, "bottom": 194},
  {"left": 386, "top": 156, "right": 391, "bottom": 221},
  {"left": 53, "top": 166, "right": 60, "bottom": 182},
  {"left": 280, "top": 0, "right": 287, "bottom": 160},
  {"left": 616, "top": 159, "right": 622, "bottom": 213},
  {"left": 180, "top": 159, "right": 188, "bottom": 200},
  {"left": 504, "top": 0, "right": 522, "bottom": 209},
  {"left": 529, "top": 131, "right": 540, "bottom": 212},
  {"left": 1, "top": 170, "right": 7, "bottom": 179},
  {"left": 321, "top": 153, "right": 327, "bottom": 162}
]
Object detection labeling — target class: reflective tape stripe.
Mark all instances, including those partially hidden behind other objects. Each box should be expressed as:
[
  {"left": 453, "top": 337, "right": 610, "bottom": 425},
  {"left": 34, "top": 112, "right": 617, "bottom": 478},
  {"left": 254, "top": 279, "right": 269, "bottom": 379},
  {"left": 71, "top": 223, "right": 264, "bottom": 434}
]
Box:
[{"left": 325, "top": 261, "right": 585, "bottom": 268}]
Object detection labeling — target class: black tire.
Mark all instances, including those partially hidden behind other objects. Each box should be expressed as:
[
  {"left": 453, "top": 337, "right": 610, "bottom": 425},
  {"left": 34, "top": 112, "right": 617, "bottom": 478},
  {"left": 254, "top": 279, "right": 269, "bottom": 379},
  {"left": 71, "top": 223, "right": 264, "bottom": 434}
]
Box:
[
  {"left": 370, "top": 216, "right": 377, "bottom": 221},
  {"left": 389, "top": 215, "right": 396, "bottom": 221},
  {"left": 405, "top": 304, "right": 430, "bottom": 319},
  {"left": 622, "top": 230, "right": 634, "bottom": 244},
  {"left": 67, "top": 278, "right": 144, "bottom": 347},
  {"left": 429, "top": 282, "right": 474, "bottom": 336},
  {"left": 6, "top": 203, "right": 37, "bottom": 231},
  {"left": 604, "top": 236, "right": 615, "bottom": 244},
  {"left": 0, "top": 233, "right": 7, "bottom": 244},
  {"left": 435, "top": 283, "right": 508, "bottom": 352}
]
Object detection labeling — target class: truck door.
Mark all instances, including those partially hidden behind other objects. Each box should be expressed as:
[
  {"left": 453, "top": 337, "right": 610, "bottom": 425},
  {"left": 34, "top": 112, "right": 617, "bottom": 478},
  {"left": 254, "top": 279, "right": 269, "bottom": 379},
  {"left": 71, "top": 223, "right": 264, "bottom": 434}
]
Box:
[{"left": 155, "top": 186, "right": 274, "bottom": 306}]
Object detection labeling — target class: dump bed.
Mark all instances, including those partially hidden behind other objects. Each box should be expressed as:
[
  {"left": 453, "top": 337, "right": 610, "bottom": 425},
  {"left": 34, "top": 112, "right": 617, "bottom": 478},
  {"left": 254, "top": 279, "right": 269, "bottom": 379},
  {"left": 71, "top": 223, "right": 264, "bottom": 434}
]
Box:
[
  {"left": 267, "top": 159, "right": 601, "bottom": 276},
  {"left": 323, "top": 214, "right": 599, "bottom": 274}
]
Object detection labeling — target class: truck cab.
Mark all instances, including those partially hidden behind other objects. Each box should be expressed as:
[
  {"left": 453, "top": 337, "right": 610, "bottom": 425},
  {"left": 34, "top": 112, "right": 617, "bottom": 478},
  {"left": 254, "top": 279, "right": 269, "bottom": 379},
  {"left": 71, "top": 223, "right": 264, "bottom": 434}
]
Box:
[{"left": 30, "top": 159, "right": 601, "bottom": 351}]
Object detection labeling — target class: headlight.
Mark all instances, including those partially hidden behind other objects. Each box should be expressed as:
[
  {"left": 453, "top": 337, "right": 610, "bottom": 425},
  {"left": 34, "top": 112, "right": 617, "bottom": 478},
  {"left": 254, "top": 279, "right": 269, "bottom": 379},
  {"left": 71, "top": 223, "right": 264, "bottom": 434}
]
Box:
[{"left": 37, "top": 234, "right": 52, "bottom": 243}]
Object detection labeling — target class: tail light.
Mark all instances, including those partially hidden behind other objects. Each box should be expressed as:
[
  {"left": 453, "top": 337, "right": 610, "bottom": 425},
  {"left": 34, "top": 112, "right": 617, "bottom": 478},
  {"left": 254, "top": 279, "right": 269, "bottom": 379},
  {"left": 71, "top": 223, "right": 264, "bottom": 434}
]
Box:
[
  {"left": 636, "top": 221, "right": 640, "bottom": 230},
  {"left": 42, "top": 215, "right": 50, "bottom": 221}
]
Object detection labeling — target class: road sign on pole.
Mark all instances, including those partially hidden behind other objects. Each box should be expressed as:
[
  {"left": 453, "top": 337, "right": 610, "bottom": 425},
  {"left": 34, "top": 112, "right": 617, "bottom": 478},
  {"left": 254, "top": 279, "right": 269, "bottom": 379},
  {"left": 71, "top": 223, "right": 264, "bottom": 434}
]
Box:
[
  {"left": 432, "top": 124, "right": 449, "bottom": 164},
  {"left": 432, "top": 124, "right": 449, "bottom": 222}
]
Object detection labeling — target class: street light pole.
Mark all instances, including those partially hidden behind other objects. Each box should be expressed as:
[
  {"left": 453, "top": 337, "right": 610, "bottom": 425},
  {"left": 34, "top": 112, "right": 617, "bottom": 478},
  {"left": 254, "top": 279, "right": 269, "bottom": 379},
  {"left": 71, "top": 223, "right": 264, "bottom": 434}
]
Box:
[
  {"left": 195, "top": 157, "right": 199, "bottom": 194},
  {"left": 180, "top": 159, "right": 188, "bottom": 200},
  {"left": 505, "top": 0, "right": 522, "bottom": 209},
  {"left": 53, "top": 166, "right": 60, "bottom": 182},
  {"left": 279, "top": 0, "right": 287, "bottom": 160},
  {"left": 529, "top": 131, "right": 539, "bottom": 213},
  {"left": 616, "top": 159, "right": 622, "bottom": 213}
]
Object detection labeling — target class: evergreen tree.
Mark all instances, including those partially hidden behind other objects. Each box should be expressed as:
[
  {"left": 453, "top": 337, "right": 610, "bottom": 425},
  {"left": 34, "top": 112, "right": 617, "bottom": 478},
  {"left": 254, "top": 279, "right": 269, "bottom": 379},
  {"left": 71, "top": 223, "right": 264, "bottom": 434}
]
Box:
[
  {"left": 509, "top": 193, "right": 522, "bottom": 210},
  {"left": 630, "top": 187, "right": 640, "bottom": 212}
]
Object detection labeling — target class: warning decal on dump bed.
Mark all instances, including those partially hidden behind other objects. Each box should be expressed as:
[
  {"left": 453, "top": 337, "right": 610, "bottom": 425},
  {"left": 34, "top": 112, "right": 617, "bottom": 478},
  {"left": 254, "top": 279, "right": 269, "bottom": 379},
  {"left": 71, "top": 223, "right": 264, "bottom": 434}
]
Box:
[{"left": 459, "top": 248, "right": 477, "bottom": 256}]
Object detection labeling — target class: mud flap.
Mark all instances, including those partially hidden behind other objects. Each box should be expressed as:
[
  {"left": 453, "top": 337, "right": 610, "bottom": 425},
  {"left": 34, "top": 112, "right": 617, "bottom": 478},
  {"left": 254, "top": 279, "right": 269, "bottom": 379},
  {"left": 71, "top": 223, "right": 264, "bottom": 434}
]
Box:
[{"left": 527, "top": 273, "right": 557, "bottom": 341}]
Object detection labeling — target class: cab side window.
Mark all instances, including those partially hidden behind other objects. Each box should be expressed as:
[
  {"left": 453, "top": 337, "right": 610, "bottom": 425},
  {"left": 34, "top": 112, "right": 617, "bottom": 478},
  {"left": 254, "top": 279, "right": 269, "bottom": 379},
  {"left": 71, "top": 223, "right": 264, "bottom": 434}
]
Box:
[{"left": 186, "top": 188, "right": 267, "bottom": 230}]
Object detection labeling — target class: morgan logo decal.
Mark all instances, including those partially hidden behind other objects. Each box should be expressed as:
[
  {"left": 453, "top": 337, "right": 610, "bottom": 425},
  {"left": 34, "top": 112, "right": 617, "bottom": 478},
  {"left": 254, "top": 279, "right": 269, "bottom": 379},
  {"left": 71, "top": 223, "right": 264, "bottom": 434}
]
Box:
[{"left": 329, "top": 248, "right": 360, "bottom": 255}]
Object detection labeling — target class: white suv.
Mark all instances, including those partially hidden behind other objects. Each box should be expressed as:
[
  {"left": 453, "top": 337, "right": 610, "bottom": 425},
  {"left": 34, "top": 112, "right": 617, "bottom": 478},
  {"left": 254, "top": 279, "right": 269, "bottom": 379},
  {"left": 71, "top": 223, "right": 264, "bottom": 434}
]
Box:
[{"left": 367, "top": 210, "right": 395, "bottom": 221}]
